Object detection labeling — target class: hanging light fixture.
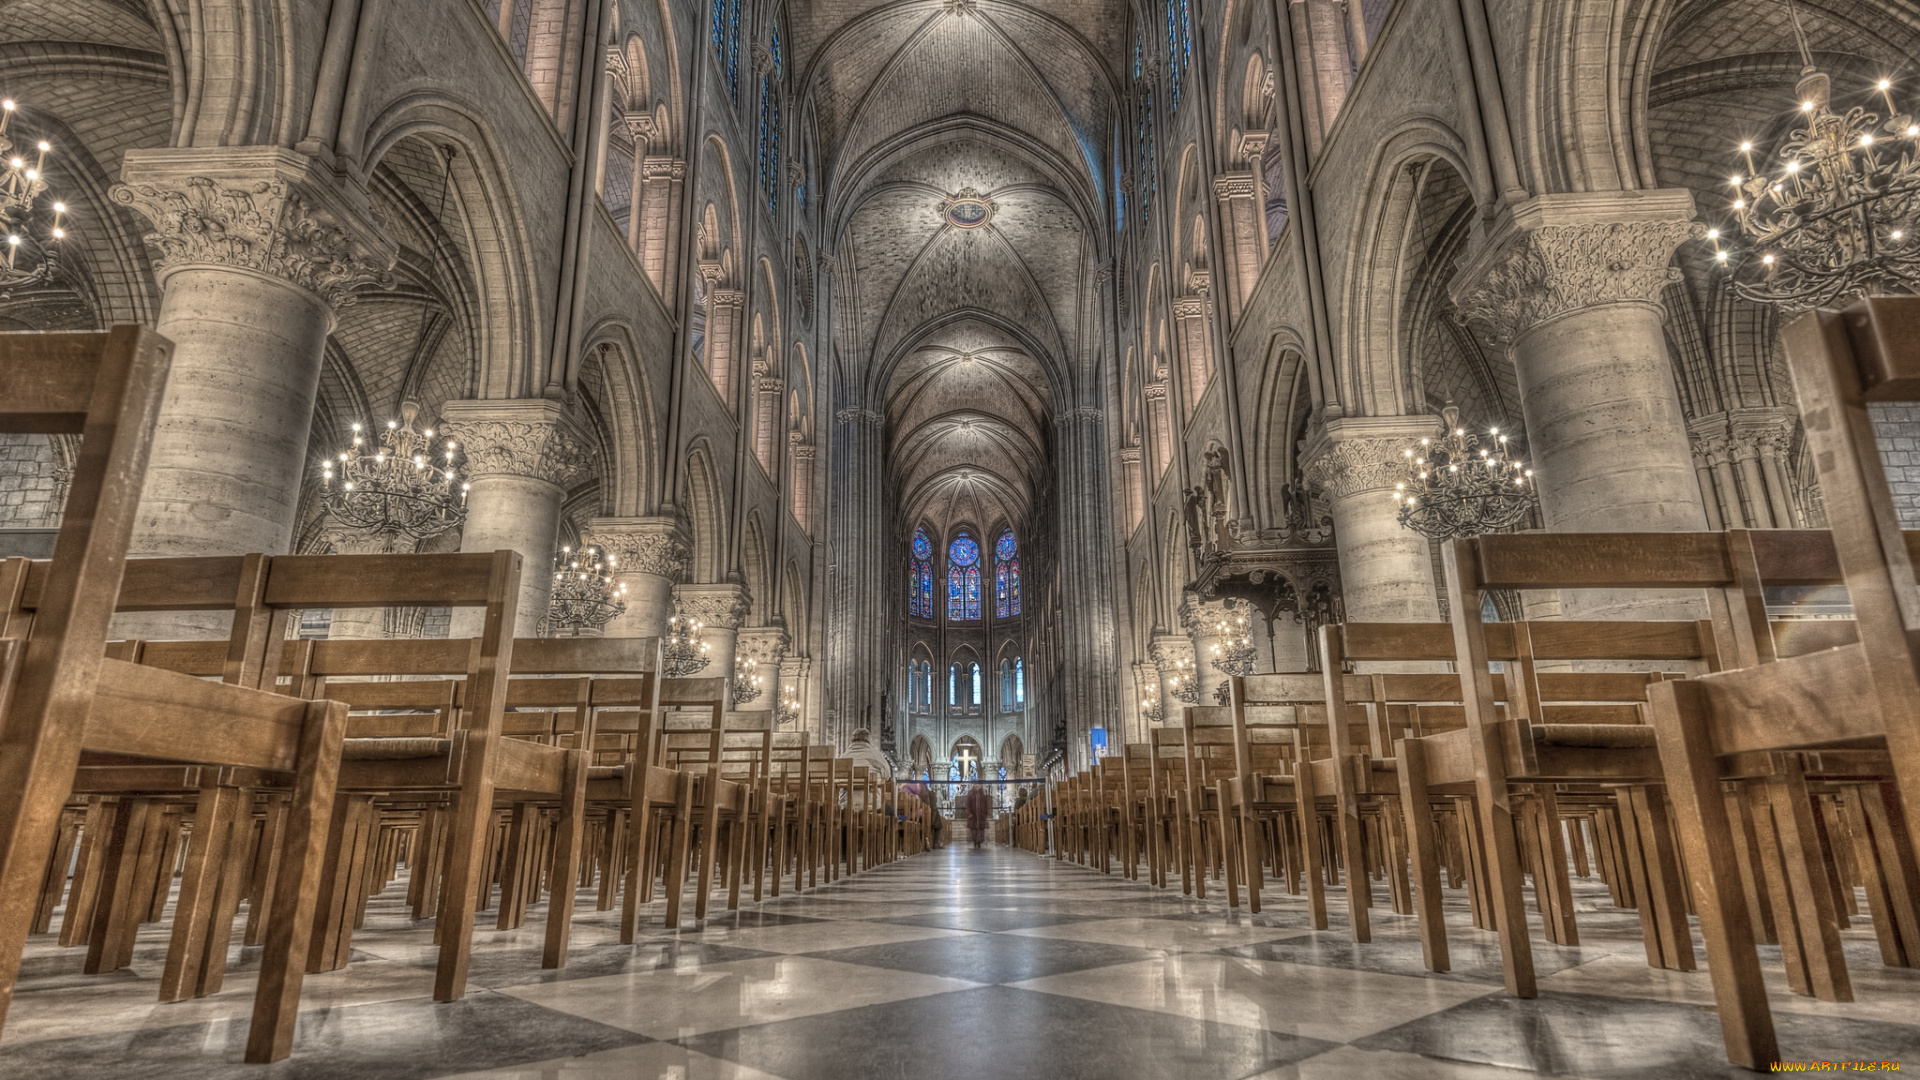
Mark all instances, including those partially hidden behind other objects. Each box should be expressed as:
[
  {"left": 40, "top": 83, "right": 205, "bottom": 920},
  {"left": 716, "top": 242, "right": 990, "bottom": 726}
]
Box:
[
  {"left": 1710, "top": 1, "right": 1920, "bottom": 310},
  {"left": 1209, "top": 607, "right": 1257, "bottom": 677},
  {"left": 1140, "top": 687, "right": 1165, "bottom": 724},
  {"left": 774, "top": 681, "right": 802, "bottom": 726},
  {"left": 662, "top": 613, "right": 711, "bottom": 677},
  {"left": 542, "top": 544, "right": 627, "bottom": 636},
  {"left": 0, "top": 99, "right": 68, "bottom": 295},
  {"left": 1392, "top": 403, "right": 1535, "bottom": 540},
  {"left": 319, "top": 401, "right": 468, "bottom": 547},
  {"left": 732, "top": 655, "right": 764, "bottom": 706},
  {"left": 1167, "top": 655, "right": 1199, "bottom": 704}
]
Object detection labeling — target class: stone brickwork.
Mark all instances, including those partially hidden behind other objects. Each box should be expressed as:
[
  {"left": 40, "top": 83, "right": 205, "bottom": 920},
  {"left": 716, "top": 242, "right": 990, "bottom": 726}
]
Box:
[
  {"left": 0, "top": 435, "right": 67, "bottom": 529},
  {"left": 1872, "top": 404, "right": 1920, "bottom": 528}
]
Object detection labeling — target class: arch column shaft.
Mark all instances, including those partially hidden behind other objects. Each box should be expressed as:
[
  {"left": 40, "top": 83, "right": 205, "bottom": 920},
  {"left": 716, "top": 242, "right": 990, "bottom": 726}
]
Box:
[
  {"left": 586, "top": 515, "right": 690, "bottom": 638},
  {"left": 1303, "top": 415, "right": 1443, "bottom": 623},
  {"left": 1453, "top": 193, "right": 1708, "bottom": 619}
]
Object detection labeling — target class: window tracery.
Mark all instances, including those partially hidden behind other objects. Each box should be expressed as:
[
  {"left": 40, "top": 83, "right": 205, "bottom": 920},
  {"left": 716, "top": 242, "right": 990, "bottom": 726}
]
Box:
[
  {"left": 994, "top": 529, "right": 1020, "bottom": 618},
  {"left": 947, "top": 531, "right": 981, "bottom": 621},
  {"left": 909, "top": 528, "right": 934, "bottom": 618}
]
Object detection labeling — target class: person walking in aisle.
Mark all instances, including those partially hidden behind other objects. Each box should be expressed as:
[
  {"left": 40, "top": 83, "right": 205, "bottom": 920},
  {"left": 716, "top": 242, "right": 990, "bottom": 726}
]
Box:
[{"left": 964, "top": 783, "right": 991, "bottom": 848}]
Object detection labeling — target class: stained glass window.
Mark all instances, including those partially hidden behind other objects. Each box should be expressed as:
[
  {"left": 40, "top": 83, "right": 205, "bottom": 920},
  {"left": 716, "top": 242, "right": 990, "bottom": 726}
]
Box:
[
  {"left": 1165, "top": 0, "right": 1191, "bottom": 113},
  {"left": 994, "top": 530, "right": 1020, "bottom": 618},
  {"left": 757, "top": 27, "right": 782, "bottom": 215},
  {"left": 947, "top": 532, "right": 981, "bottom": 621},
  {"left": 1016, "top": 657, "right": 1025, "bottom": 704},
  {"left": 909, "top": 528, "right": 934, "bottom": 618},
  {"left": 971, "top": 663, "right": 982, "bottom": 708},
  {"left": 1000, "top": 658, "right": 1013, "bottom": 711},
  {"left": 949, "top": 664, "right": 957, "bottom": 706}
]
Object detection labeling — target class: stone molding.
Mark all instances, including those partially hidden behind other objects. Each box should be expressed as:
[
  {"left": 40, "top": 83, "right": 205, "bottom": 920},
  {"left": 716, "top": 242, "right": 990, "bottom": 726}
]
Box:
[
  {"left": 737, "top": 624, "right": 791, "bottom": 665},
  {"left": 837, "top": 407, "right": 885, "bottom": 428},
  {"left": 1689, "top": 408, "right": 1798, "bottom": 467},
  {"left": 641, "top": 156, "right": 686, "bottom": 181},
  {"left": 1450, "top": 191, "right": 1703, "bottom": 345},
  {"left": 584, "top": 516, "right": 690, "bottom": 581},
  {"left": 1147, "top": 634, "right": 1192, "bottom": 669},
  {"left": 1177, "top": 593, "right": 1230, "bottom": 637},
  {"left": 1173, "top": 295, "right": 1209, "bottom": 321},
  {"left": 1213, "top": 173, "right": 1255, "bottom": 200},
  {"left": 674, "top": 582, "right": 753, "bottom": 629},
  {"left": 111, "top": 147, "right": 398, "bottom": 309},
  {"left": 789, "top": 440, "right": 816, "bottom": 461},
  {"left": 709, "top": 287, "right": 745, "bottom": 310},
  {"left": 1299, "top": 414, "right": 1442, "bottom": 501},
  {"left": 438, "top": 399, "right": 593, "bottom": 487},
  {"left": 1118, "top": 445, "right": 1142, "bottom": 464},
  {"left": 1237, "top": 131, "right": 1269, "bottom": 165},
  {"left": 1054, "top": 407, "right": 1103, "bottom": 427},
  {"left": 322, "top": 526, "right": 416, "bottom": 556}
]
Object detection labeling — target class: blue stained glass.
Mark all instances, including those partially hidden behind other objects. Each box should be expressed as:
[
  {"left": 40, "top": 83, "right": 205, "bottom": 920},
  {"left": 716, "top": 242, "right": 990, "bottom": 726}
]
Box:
[
  {"left": 994, "top": 531, "right": 1020, "bottom": 618},
  {"left": 912, "top": 529, "right": 933, "bottom": 560},
  {"left": 971, "top": 663, "right": 981, "bottom": 707},
  {"left": 995, "top": 531, "right": 1016, "bottom": 561},
  {"left": 1016, "top": 658, "right": 1024, "bottom": 704},
  {"left": 726, "top": 0, "right": 740, "bottom": 103},
  {"left": 995, "top": 562, "right": 1009, "bottom": 619},
  {"left": 949, "top": 533, "right": 979, "bottom": 567}
]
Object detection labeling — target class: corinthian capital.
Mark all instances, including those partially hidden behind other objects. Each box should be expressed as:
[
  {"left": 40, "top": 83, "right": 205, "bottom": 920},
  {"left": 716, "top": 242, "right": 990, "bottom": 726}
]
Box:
[
  {"left": 438, "top": 399, "right": 594, "bottom": 486},
  {"left": 1450, "top": 192, "right": 1704, "bottom": 345},
  {"left": 111, "top": 147, "right": 397, "bottom": 309},
  {"left": 1299, "top": 414, "right": 1441, "bottom": 502},
  {"left": 674, "top": 581, "right": 753, "bottom": 630},
  {"left": 585, "top": 515, "right": 689, "bottom": 580},
  {"left": 836, "top": 407, "right": 886, "bottom": 428}
]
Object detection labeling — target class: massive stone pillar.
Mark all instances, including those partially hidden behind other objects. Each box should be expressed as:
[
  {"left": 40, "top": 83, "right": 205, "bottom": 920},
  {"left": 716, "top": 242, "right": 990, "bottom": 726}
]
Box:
[
  {"left": 674, "top": 582, "right": 752, "bottom": 686},
  {"left": 584, "top": 516, "right": 689, "bottom": 638},
  {"left": 319, "top": 528, "right": 420, "bottom": 640},
  {"left": 1148, "top": 634, "right": 1195, "bottom": 722},
  {"left": 1179, "top": 593, "right": 1231, "bottom": 703},
  {"left": 1056, "top": 408, "right": 1120, "bottom": 762},
  {"left": 828, "top": 406, "right": 886, "bottom": 747},
  {"left": 1453, "top": 193, "right": 1708, "bottom": 618},
  {"left": 107, "top": 149, "right": 396, "bottom": 637},
  {"left": 111, "top": 149, "right": 396, "bottom": 562},
  {"left": 1302, "top": 415, "right": 1442, "bottom": 623},
  {"left": 439, "top": 400, "right": 593, "bottom": 637}
]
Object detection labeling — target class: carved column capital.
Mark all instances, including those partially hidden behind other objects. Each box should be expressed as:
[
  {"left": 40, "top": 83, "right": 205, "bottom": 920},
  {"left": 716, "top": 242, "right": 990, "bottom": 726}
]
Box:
[
  {"left": 438, "top": 399, "right": 594, "bottom": 487},
  {"left": 1299, "top": 414, "right": 1441, "bottom": 501},
  {"left": 837, "top": 407, "right": 886, "bottom": 428},
  {"left": 1450, "top": 192, "right": 1704, "bottom": 345},
  {"left": 111, "top": 147, "right": 398, "bottom": 309},
  {"left": 1237, "top": 132, "right": 1269, "bottom": 167},
  {"left": 584, "top": 515, "right": 690, "bottom": 581},
  {"left": 709, "top": 287, "right": 745, "bottom": 311},
  {"left": 1173, "top": 294, "right": 1209, "bottom": 321},
  {"left": 674, "top": 581, "right": 753, "bottom": 630},
  {"left": 1213, "top": 172, "right": 1256, "bottom": 201},
  {"left": 1147, "top": 634, "right": 1193, "bottom": 669},
  {"left": 737, "top": 625, "right": 791, "bottom": 665},
  {"left": 641, "top": 156, "right": 686, "bottom": 181},
  {"left": 1053, "top": 407, "right": 1104, "bottom": 428}
]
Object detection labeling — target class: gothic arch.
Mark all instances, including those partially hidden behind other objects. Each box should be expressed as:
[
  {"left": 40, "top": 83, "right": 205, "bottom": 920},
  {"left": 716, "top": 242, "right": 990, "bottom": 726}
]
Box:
[
  {"left": 681, "top": 441, "right": 727, "bottom": 583},
  {"left": 577, "top": 318, "right": 662, "bottom": 515}
]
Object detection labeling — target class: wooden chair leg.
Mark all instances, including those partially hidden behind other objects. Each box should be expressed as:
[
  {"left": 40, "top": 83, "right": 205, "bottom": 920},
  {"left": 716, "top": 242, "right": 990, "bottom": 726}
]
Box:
[
  {"left": 160, "top": 782, "right": 240, "bottom": 1001},
  {"left": 663, "top": 773, "right": 695, "bottom": 929},
  {"left": 543, "top": 751, "right": 588, "bottom": 968},
  {"left": 431, "top": 747, "right": 500, "bottom": 1002},
  {"left": 1396, "top": 740, "right": 1450, "bottom": 973}
]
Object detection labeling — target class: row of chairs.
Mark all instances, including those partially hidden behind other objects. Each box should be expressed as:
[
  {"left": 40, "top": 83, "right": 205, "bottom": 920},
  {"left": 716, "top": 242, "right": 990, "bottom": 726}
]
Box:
[
  {"left": 0, "top": 327, "right": 930, "bottom": 1064},
  {"left": 1023, "top": 297, "right": 1920, "bottom": 1071}
]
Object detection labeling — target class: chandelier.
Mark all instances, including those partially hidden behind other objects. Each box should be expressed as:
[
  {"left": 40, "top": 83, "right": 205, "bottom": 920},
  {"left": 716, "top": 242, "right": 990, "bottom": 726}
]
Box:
[
  {"left": 1392, "top": 404, "right": 1535, "bottom": 540},
  {"left": 662, "top": 613, "right": 711, "bottom": 677},
  {"left": 774, "top": 681, "right": 802, "bottom": 726},
  {"left": 1711, "top": 3, "right": 1920, "bottom": 311},
  {"left": 732, "top": 655, "right": 764, "bottom": 706},
  {"left": 542, "top": 544, "right": 627, "bottom": 636},
  {"left": 0, "top": 100, "right": 68, "bottom": 295},
  {"left": 1140, "top": 681, "right": 1165, "bottom": 724},
  {"left": 320, "top": 402, "right": 468, "bottom": 545},
  {"left": 1209, "top": 608, "right": 1256, "bottom": 678},
  {"left": 1166, "top": 655, "right": 1199, "bottom": 705}
]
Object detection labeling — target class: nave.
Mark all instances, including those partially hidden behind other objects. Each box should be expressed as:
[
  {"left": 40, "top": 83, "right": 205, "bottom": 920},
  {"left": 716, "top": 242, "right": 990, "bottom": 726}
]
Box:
[{"left": 7, "top": 838, "right": 1920, "bottom": 1079}]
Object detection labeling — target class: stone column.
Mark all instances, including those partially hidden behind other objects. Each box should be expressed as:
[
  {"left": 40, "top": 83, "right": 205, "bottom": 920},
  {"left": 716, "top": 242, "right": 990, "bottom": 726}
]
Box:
[
  {"left": 735, "top": 623, "right": 789, "bottom": 718},
  {"left": 440, "top": 400, "right": 593, "bottom": 637},
  {"left": 1173, "top": 293, "right": 1212, "bottom": 412},
  {"left": 1180, "top": 593, "right": 1231, "bottom": 703},
  {"left": 827, "top": 406, "right": 886, "bottom": 745},
  {"left": 1056, "top": 407, "right": 1119, "bottom": 750},
  {"left": 584, "top": 515, "right": 689, "bottom": 638},
  {"left": 1148, "top": 635, "right": 1195, "bottom": 723},
  {"left": 319, "top": 527, "right": 421, "bottom": 640},
  {"left": 109, "top": 152, "right": 393, "bottom": 559},
  {"left": 1301, "top": 415, "right": 1443, "bottom": 623},
  {"left": 1212, "top": 172, "right": 1259, "bottom": 322},
  {"left": 107, "top": 148, "right": 396, "bottom": 637},
  {"left": 674, "top": 582, "right": 752, "bottom": 684},
  {"left": 705, "top": 286, "right": 744, "bottom": 404},
  {"left": 787, "top": 435, "right": 816, "bottom": 533},
  {"left": 638, "top": 155, "right": 684, "bottom": 302},
  {"left": 1453, "top": 192, "right": 1708, "bottom": 618}
]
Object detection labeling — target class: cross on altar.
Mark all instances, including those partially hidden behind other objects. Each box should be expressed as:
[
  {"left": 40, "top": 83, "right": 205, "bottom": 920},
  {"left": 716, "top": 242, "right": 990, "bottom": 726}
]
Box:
[{"left": 954, "top": 746, "right": 977, "bottom": 778}]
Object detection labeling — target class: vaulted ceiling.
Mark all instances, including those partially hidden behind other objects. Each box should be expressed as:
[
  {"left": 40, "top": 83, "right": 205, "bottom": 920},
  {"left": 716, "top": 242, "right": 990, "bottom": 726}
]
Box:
[{"left": 803, "top": 0, "right": 1127, "bottom": 549}]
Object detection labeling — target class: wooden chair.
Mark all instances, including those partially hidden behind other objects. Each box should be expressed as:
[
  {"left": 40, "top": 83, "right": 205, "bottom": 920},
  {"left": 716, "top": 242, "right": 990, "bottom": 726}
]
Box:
[
  {"left": 1650, "top": 297, "right": 1920, "bottom": 1069},
  {"left": 0, "top": 327, "right": 347, "bottom": 1063}
]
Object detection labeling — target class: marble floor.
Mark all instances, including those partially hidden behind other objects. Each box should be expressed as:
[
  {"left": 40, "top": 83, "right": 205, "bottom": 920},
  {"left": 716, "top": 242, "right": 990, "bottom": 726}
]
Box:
[{"left": 3, "top": 842, "right": 1918, "bottom": 1079}]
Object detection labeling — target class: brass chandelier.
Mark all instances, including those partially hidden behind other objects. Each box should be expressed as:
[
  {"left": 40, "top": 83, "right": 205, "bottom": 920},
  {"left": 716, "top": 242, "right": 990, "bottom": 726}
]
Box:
[
  {"left": 1711, "top": 1, "right": 1920, "bottom": 310},
  {"left": 1393, "top": 404, "right": 1535, "bottom": 541},
  {"left": 1166, "top": 655, "right": 1198, "bottom": 705},
  {"left": 542, "top": 544, "right": 627, "bottom": 636},
  {"left": 0, "top": 99, "right": 69, "bottom": 295},
  {"left": 732, "top": 655, "right": 764, "bottom": 706},
  {"left": 319, "top": 402, "right": 468, "bottom": 547},
  {"left": 662, "top": 613, "right": 711, "bottom": 677},
  {"left": 1208, "top": 607, "right": 1256, "bottom": 678},
  {"left": 774, "top": 681, "right": 802, "bottom": 726}
]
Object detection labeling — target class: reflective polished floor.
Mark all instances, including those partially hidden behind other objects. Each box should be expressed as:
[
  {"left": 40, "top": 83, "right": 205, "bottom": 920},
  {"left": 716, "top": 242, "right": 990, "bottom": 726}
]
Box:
[{"left": 5, "top": 841, "right": 1919, "bottom": 1079}]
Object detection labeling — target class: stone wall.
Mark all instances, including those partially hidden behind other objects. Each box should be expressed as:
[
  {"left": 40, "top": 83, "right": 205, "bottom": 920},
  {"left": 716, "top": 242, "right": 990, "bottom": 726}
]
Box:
[
  {"left": 0, "top": 435, "right": 66, "bottom": 529},
  {"left": 1872, "top": 405, "right": 1920, "bottom": 529}
]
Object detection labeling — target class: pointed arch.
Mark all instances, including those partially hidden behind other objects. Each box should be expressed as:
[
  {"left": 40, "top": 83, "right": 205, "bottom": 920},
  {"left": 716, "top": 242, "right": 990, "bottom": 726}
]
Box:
[{"left": 681, "top": 441, "right": 727, "bottom": 583}]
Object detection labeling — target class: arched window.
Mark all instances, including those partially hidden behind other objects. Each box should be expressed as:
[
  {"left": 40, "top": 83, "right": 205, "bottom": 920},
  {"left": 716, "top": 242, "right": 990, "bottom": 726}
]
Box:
[
  {"left": 999, "top": 658, "right": 1013, "bottom": 711},
  {"left": 712, "top": 0, "right": 741, "bottom": 104},
  {"left": 994, "top": 530, "right": 1021, "bottom": 618},
  {"left": 1165, "top": 0, "right": 1191, "bottom": 113},
  {"left": 909, "top": 528, "right": 934, "bottom": 618},
  {"left": 947, "top": 531, "right": 981, "bottom": 621},
  {"left": 948, "top": 663, "right": 958, "bottom": 707},
  {"left": 1136, "top": 22, "right": 1156, "bottom": 229},
  {"left": 1016, "top": 657, "right": 1025, "bottom": 705},
  {"left": 756, "top": 26, "right": 782, "bottom": 216},
  {"left": 971, "top": 663, "right": 982, "bottom": 711}
]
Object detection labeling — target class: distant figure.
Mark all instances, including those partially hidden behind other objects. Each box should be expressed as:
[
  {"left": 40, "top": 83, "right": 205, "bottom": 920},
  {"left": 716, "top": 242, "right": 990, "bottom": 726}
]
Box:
[
  {"left": 919, "top": 782, "right": 943, "bottom": 847},
  {"left": 964, "top": 784, "right": 991, "bottom": 848},
  {"left": 846, "top": 728, "right": 893, "bottom": 781}
]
